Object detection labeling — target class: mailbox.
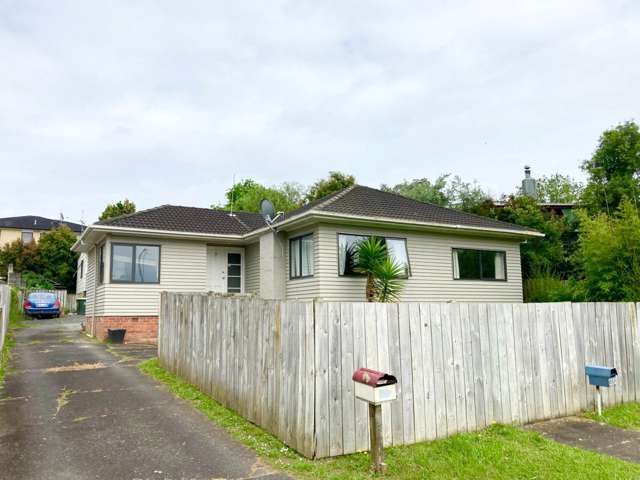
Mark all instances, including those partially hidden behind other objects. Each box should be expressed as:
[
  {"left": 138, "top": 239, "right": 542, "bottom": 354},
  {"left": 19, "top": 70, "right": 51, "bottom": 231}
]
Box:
[
  {"left": 353, "top": 368, "right": 397, "bottom": 405},
  {"left": 585, "top": 365, "right": 618, "bottom": 387}
]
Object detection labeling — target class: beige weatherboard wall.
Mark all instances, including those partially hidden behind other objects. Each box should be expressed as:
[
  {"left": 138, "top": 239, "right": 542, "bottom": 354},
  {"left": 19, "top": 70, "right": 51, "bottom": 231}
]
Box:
[
  {"left": 0, "top": 228, "right": 43, "bottom": 247},
  {"left": 284, "top": 222, "right": 524, "bottom": 302}
]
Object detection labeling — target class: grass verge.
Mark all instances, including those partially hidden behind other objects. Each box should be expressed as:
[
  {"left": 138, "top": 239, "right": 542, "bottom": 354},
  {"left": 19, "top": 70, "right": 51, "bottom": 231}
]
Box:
[
  {"left": 1, "top": 289, "right": 30, "bottom": 385},
  {"left": 139, "top": 358, "right": 640, "bottom": 479},
  {"left": 585, "top": 402, "right": 640, "bottom": 431}
]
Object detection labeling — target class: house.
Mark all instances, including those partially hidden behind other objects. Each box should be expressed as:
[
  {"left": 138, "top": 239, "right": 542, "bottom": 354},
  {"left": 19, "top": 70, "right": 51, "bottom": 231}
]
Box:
[
  {"left": 0, "top": 215, "right": 83, "bottom": 247},
  {"left": 71, "top": 185, "right": 542, "bottom": 343}
]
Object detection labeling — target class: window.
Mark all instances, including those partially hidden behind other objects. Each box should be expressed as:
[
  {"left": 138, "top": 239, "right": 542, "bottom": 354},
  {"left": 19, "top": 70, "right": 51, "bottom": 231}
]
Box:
[
  {"left": 337, "top": 233, "right": 410, "bottom": 277},
  {"left": 98, "top": 245, "right": 105, "bottom": 284},
  {"left": 452, "top": 249, "right": 506, "bottom": 281},
  {"left": 79, "top": 260, "right": 84, "bottom": 279},
  {"left": 227, "top": 253, "right": 242, "bottom": 293},
  {"left": 21, "top": 231, "right": 33, "bottom": 243},
  {"left": 110, "top": 243, "right": 160, "bottom": 283},
  {"left": 290, "top": 234, "right": 314, "bottom": 279}
]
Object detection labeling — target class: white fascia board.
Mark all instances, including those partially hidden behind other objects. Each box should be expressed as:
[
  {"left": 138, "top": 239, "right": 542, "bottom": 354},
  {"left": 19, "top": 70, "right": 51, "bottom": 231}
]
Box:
[
  {"left": 72, "top": 224, "right": 244, "bottom": 251},
  {"left": 255, "top": 210, "right": 544, "bottom": 239}
]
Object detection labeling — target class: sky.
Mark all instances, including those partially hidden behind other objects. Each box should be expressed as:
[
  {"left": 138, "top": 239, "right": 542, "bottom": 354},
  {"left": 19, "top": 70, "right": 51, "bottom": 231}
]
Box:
[{"left": 1, "top": 1, "right": 639, "bottom": 224}]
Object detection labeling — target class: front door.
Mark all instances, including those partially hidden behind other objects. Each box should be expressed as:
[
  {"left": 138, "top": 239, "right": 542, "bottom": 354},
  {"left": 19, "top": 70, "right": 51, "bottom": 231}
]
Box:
[{"left": 207, "top": 246, "right": 244, "bottom": 293}]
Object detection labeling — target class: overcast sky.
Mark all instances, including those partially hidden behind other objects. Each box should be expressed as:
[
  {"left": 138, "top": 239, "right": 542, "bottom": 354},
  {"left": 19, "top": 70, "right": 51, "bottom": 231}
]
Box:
[{"left": 1, "top": 1, "right": 638, "bottom": 224}]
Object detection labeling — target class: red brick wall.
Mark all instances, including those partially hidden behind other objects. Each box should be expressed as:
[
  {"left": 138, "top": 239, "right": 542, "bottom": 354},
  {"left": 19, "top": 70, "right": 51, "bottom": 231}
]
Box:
[{"left": 83, "top": 316, "right": 158, "bottom": 344}]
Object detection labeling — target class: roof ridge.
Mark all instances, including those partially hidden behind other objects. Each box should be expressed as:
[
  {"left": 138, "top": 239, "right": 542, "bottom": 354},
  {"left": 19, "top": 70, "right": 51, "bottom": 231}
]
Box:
[
  {"left": 314, "top": 184, "right": 358, "bottom": 211},
  {"left": 230, "top": 213, "right": 253, "bottom": 232}
]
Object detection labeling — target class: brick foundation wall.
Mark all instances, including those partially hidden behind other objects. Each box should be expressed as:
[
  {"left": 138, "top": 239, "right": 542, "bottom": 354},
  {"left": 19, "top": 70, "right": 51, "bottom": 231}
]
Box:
[{"left": 83, "top": 316, "right": 158, "bottom": 344}]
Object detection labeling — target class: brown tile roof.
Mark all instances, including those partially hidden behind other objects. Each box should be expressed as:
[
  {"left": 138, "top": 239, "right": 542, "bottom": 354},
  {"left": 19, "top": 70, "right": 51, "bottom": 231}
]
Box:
[
  {"left": 291, "top": 185, "right": 537, "bottom": 234},
  {"left": 93, "top": 186, "right": 539, "bottom": 236},
  {"left": 96, "top": 205, "right": 264, "bottom": 235}
]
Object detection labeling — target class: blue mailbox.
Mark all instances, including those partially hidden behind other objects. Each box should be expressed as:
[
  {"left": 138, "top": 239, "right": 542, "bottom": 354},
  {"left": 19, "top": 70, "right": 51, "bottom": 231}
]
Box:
[{"left": 585, "top": 365, "right": 617, "bottom": 387}]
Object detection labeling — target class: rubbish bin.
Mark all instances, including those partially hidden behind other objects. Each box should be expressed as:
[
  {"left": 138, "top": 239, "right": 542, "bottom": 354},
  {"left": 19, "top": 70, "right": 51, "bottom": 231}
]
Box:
[
  {"left": 77, "top": 298, "right": 86, "bottom": 315},
  {"left": 107, "top": 329, "right": 126, "bottom": 344}
]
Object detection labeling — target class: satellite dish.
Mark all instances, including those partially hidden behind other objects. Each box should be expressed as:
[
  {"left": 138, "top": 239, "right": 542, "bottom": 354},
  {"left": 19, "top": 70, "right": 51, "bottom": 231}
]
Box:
[{"left": 260, "top": 199, "right": 276, "bottom": 223}]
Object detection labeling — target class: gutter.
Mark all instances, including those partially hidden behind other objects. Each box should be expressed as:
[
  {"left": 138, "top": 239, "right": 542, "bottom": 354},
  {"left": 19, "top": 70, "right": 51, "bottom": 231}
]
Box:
[
  {"left": 72, "top": 224, "right": 245, "bottom": 252},
  {"left": 73, "top": 209, "right": 543, "bottom": 251}
]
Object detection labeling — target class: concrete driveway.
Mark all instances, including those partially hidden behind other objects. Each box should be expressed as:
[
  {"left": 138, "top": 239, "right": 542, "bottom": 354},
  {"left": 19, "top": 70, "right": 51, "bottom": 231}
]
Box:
[{"left": 0, "top": 316, "right": 288, "bottom": 480}]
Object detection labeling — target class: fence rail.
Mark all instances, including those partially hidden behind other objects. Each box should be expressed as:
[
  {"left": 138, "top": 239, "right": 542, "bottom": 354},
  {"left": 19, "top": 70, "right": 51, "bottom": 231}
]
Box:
[{"left": 158, "top": 294, "right": 640, "bottom": 459}]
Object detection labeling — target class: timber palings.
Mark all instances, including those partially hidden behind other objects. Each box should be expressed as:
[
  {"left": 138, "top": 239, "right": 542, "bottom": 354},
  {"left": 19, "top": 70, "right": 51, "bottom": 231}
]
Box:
[
  {"left": 158, "top": 294, "right": 640, "bottom": 459},
  {"left": 0, "top": 286, "right": 11, "bottom": 352}
]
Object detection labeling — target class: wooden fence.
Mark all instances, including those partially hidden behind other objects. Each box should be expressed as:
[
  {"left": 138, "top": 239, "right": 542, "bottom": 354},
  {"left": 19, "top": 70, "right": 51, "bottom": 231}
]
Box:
[
  {"left": 0, "top": 286, "right": 11, "bottom": 352},
  {"left": 158, "top": 294, "right": 640, "bottom": 459}
]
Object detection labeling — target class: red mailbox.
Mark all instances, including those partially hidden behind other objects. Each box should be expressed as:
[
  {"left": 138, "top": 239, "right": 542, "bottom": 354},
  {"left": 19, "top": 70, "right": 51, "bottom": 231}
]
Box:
[{"left": 352, "top": 368, "right": 397, "bottom": 405}]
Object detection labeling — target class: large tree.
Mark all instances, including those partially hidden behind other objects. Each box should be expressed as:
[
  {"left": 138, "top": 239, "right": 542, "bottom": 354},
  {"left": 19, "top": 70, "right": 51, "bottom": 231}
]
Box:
[
  {"left": 305, "top": 171, "right": 355, "bottom": 202},
  {"left": 495, "top": 195, "right": 568, "bottom": 279},
  {"left": 382, "top": 174, "right": 490, "bottom": 212},
  {"left": 0, "top": 239, "right": 41, "bottom": 279},
  {"left": 581, "top": 121, "right": 640, "bottom": 214},
  {"left": 37, "top": 226, "right": 79, "bottom": 291},
  {"left": 0, "top": 226, "right": 79, "bottom": 291},
  {"left": 216, "top": 179, "right": 305, "bottom": 213},
  {"left": 535, "top": 174, "right": 583, "bottom": 203},
  {"left": 99, "top": 199, "right": 136, "bottom": 221},
  {"left": 382, "top": 175, "right": 450, "bottom": 206},
  {"left": 577, "top": 198, "right": 640, "bottom": 301}
]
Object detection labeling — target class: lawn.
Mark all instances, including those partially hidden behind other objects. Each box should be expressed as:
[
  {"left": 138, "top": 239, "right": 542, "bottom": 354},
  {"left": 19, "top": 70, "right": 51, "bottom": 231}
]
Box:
[
  {"left": 0, "top": 289, "right": 29, "bottom": 385},
  {"left": 139, "top": 358, "right": 640, "bottom": 479},
  {"left": 585, "top": 402, "right": 640, "bottom": 431}
]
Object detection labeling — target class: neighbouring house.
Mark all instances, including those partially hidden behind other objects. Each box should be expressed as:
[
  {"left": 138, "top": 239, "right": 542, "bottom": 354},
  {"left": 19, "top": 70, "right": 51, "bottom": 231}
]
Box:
[
  {"left": 0, "top": 215, "right": 84, "bottom": 247},
  {"left": 71, "top": 185, "right": 542, "bottom": 343}
]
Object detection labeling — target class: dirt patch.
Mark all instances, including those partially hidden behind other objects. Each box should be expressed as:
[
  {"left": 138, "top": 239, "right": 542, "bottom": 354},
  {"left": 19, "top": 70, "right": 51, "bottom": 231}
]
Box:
[{"left": 44, "top": 362, "right": 106, "bottom": 373}]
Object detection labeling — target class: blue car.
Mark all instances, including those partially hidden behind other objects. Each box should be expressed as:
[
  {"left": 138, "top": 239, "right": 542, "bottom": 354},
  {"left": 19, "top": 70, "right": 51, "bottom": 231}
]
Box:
[{"left": 24, "top": 292, "right": 61, "bottom": 318}]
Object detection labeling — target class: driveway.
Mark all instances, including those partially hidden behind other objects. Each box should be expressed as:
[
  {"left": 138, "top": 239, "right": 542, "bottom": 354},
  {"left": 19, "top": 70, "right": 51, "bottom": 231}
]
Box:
[{"left": 0, "top": 316, "right": 288, "bottom": 480}]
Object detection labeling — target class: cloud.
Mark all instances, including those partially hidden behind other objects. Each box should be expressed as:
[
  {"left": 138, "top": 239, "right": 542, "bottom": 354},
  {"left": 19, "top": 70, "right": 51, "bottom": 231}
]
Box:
[{"left": 0, "top": 0, "right": 638, "bottom": 222}]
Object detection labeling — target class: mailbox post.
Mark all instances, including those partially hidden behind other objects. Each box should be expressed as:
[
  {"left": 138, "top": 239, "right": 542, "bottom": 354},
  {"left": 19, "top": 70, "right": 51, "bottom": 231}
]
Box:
[
  {"left": 353, "top": 368, "right": 398, "bottom": 474},
  {"left": 585, "top": 365, "right": 618, "bottom": 416}
]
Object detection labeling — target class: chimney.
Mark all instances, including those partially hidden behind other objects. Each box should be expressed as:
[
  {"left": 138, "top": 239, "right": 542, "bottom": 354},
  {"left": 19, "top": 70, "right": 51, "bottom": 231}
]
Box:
[{"left": 522, "top": 165, "right": 537, "bottom": 199}]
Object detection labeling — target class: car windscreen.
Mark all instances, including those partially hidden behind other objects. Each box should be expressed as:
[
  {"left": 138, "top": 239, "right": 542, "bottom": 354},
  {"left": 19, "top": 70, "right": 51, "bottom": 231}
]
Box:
[{"left": 28, "top": 292, "right": 56, "bottom": 303}]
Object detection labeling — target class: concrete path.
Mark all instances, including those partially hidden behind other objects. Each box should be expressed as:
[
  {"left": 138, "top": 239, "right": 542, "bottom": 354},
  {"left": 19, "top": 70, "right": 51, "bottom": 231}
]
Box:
[
  {"left": 527, "top": 416, "right": 640, "bottom": 464},
  {"left": 0, "top": 316, "right": 288, "bottom": 480}
]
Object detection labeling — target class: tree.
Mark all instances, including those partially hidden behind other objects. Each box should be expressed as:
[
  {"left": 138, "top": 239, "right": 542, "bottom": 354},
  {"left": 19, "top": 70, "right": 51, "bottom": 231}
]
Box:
[
  {"left": 0, "top": 239, "right": 41, "bottom": 279},
  {"left": 535, "top": 174, "right": 583, "bottom": 203},
  {"left": 306, "top": 171, "right": 355, "bottom": 202},
  {"left": 100, "top": 199, "right": 136, "bottom": 221},
  {"left": 382, "top": 175, "right": 490, "bottom": 212},
  {"left": 373, "top": 257, "right": 405, "bottom": 302},
  {"left": 581, "top": 121, "right": 640, "bottom": 214},
  {"left": 354, "top": 237, "right": 388, "bottom": 302},
  {"left": 495, "top": 195, "right": 568, "bottom": 279},
  {"left": 446, "top": 176, "right": 491, "bottom": 211},
  {"left": 216, "top": 179, "right": 305, "bottom": 213},
  {"left": 577, "top": 198, "right": 640, "bottom": 301},
  {"left": 354, "top": 237, "right": 406, "bottom": 302},
  {"left": 382, "top": 175, "right": 450, "bottom": 206},
  {"left": 37, "top": 226, "right": 79, "bottom": 291}
]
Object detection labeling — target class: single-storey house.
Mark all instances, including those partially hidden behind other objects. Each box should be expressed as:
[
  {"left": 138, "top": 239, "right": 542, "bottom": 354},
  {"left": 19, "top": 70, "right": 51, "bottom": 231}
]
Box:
[{"left": 72, "top": 185, "right": 542, "bottom": 342}]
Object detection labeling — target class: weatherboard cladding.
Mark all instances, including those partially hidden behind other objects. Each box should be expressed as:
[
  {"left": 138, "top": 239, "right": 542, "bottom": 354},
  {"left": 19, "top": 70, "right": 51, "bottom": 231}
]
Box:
[
  {"left": 95, "top": 186, "right": 536, "bottom": 236},
  {"left": 0, "top": 215, "right": 83, "bottom": 233}
]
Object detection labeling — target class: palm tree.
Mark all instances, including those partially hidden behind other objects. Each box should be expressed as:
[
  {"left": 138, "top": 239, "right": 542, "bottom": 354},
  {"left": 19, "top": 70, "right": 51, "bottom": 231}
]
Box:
[
  {"left": 374, "top": 258, "right": 406, "bottom": 302},
  {"left": 354, "top": 237, "right": 388, "bottom": 302}
]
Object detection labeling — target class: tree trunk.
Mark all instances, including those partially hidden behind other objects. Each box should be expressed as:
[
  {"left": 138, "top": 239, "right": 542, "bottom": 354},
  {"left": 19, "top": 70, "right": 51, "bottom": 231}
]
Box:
[{"left": 366, "top": 273, "right": 376, "bottom": 302}]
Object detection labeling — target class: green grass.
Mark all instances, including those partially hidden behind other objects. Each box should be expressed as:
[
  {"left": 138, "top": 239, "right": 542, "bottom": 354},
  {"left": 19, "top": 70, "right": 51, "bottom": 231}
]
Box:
[
  {"left": 585, "top": 402, "right": 640, "bottom": 431},
  {"left": 139, "top": 358, "right": 640, "bottom": 479},
  {"left": 1, "top": 289, "right": 30, "bottom": 385}
]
